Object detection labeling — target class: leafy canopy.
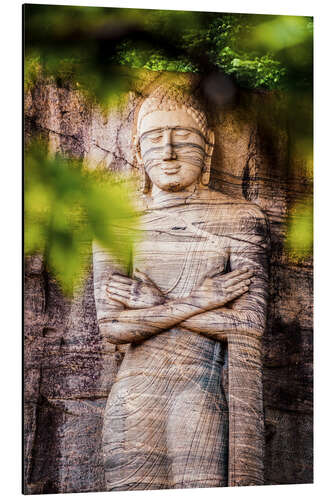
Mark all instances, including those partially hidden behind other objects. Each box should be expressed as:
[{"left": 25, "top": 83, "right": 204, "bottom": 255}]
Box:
[
  {"left": 24, "top": 6, "right": 313, "bottom": 285},
  {"left": 25, "top": 140, "right": 138, "bottom": 295}
]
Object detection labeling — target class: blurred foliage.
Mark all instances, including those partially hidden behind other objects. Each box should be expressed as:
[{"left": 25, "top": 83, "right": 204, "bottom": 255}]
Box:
[
  {"left": 24, "top": 6, "right": 312, "bottom": 95},
  {"left": 24, "top": 5, "right": 205, "bottom": 109},
  {"left": 25, "top": 139, "right": 138, "bottom": 295},
  {"left": 24, "top": 5, "right": 313, "bottom": 278},
  {"left": 285, "top": 200, "right": 313, "bottom": 260},
  {"left": 116, "top": 12, "right": 312, "bottom": 91}
]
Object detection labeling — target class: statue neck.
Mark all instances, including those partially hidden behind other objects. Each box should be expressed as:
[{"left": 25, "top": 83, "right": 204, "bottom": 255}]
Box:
[
  {"left": 141, "top": 182, "right": 216, "bottom": 211},
  {"left": 150, "top": 183, "right": 197, "bottom": 204}
]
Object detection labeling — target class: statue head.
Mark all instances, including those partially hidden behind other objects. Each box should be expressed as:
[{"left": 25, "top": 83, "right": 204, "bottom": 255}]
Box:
[{"left": 134, "top": 83, "right": 215, "bottom": 194}]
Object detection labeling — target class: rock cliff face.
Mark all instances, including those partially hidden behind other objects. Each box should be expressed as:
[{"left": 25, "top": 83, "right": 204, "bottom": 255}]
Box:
[{"left": 24, "top": 71, "right": 313, "bottom": 494}]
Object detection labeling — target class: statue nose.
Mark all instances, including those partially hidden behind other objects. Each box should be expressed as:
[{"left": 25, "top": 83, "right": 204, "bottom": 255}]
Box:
[{"left": 162, "top": 143, "right": 177, "bottom": 161}]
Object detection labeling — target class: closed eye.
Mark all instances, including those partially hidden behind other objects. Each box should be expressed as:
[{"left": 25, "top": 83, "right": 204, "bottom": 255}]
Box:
[
  {"left": 149, "top": 134, "right": 163, "bottom": 143},
  {"left": 174, "top": 131, "right": 190, "bottom": 139}
]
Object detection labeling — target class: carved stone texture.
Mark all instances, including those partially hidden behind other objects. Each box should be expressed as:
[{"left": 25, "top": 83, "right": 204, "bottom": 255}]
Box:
[
  {"left": 94, "top": 82, "right": 269, "bottom": 490},
  {"left": 24, "top": 70, "right": 313, "bottom": 493}
]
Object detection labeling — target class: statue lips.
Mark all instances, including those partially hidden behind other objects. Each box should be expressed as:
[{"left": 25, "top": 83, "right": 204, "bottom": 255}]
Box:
[
  {"left": 160, "top": 162, "right": 181, "bottom": 175},
  {"left": 163, "top": 167, "right": 181, "bottom": 175}
]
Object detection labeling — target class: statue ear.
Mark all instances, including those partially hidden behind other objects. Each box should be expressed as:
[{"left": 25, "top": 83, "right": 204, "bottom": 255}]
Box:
[
  {"left": 134, "top": 134, "right": 151, "bottom": 194},
  {"left": 134, "top": 134, "right": 142, "bottom": 166},
  {"left": 201, "top": 128, "right": 215, "bottom": 187}
]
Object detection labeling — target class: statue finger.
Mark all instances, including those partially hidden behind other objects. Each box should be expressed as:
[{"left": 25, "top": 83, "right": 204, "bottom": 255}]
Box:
[
  {"left": 224, "top": 272, "right": 253, "bottom": 287},
  {"left": 112, "top": 274, "right": 134, "bottom": 285},
  {"left": 109, "top": 282, "right": 131, "bottom": 292},
  {"left": 106, "top": 292, "right": 128, "bottom": 306},
  {"left": 227, "top": 287, "right": 248, "bottom": 300},
  {"left": 211, "top": 266, "right": 248, "bottom": 280},
  {"left": 108, "top": 296, "right": 127, "bottom": 307},
  {"left": 226, "top": 267, "right": 253, "bottom": 279},
  {"left": 227, "top": 283, "right": 249, "bottom": 295},
  {"left": 107, "top": 286, "right": 130, "bottom": 299}
]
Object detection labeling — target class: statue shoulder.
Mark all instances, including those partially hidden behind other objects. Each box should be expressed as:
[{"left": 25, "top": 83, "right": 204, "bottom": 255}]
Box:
[
  {"left": 232, "top": 200, "right": 267, "bottom": 221},
  {"left": 202, "top": 189, "right": 267, "bottom": 220},
  {"left": 228, "top": 199, "right": 269, "bottom": 238}
]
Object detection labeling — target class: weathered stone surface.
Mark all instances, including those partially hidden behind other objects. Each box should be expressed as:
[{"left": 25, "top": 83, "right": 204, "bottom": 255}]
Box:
[
  {"left": 264, "top": 409, "right": 313, "bottom": 485},
  {"left": 24, "top": 71, "right": 313, "bottom": 493}
]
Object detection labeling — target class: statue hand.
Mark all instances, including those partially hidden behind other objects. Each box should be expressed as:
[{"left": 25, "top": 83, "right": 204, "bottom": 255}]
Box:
[
  {"left": 191, "top": 267, "right": 254, "bottom": 310},
  {"left": 106, "top": 269, "right": 165, "bottom": 309}
]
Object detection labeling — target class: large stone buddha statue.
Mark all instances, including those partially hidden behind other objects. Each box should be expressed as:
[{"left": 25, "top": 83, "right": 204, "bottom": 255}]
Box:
[{"left": 93, "top": 82, "right": 270, "bottom": 490}]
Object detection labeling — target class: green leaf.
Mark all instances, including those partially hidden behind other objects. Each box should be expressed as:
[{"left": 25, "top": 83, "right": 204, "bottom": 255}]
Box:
[{"left": 24, "top": 139, "right": 138, "bottom": 295}]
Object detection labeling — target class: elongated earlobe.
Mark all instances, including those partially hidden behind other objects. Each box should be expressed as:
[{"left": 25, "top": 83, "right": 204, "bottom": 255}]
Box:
[
  {"left": 134, "top": 134, "right": 151, "bottom": 194},
  {"left": 200, "top": 129, "right": 215, "bottom": 187},
  {"left": 140, "top": 169, "right": 151, "bottom": 194}
]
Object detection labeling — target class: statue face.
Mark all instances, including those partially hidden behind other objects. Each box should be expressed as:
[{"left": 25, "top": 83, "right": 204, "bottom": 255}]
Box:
[{"left": 138, "top": 109, "right": 206, "bottom": 192}]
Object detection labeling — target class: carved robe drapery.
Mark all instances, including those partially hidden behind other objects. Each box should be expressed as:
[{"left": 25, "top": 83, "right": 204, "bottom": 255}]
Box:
[{"left": 93, "top": 187, "right": 269, "bottom": 490}]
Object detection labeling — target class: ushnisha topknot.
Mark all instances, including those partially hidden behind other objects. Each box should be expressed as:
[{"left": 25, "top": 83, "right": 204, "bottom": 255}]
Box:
[{"left": 137, "top": 84, "right": 208, "bottom": 138}]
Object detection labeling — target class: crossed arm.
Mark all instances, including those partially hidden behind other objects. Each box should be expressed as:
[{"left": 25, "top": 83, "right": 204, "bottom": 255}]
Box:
[{"left": 93, "top": 210, "right": 269, "bottom": 345}]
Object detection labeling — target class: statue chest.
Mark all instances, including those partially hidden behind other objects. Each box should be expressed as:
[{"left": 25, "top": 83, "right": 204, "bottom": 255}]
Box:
[{"left": 133, "top": 210, "right": 229, "bottom": 298}]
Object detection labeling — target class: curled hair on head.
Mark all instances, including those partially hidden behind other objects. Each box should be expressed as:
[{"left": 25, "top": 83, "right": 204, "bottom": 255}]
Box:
[{"left": 136, "top": 81, "right": 209, "bottom": 138}]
